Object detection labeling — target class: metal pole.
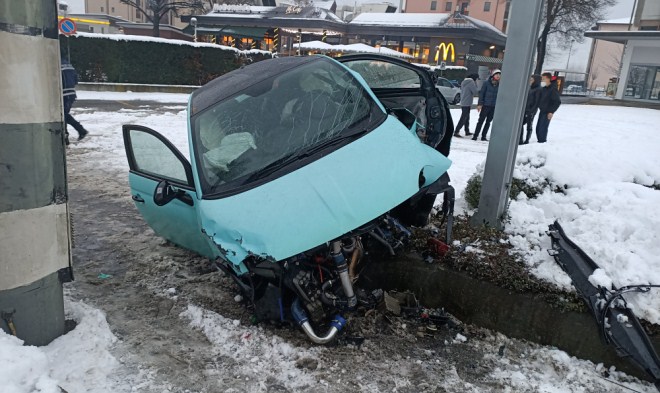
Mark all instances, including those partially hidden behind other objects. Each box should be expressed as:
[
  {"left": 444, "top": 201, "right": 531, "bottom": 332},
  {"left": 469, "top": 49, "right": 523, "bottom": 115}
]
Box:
[
  {"left": 566, "top": 39, "right": 574, "bottom": 78},
  {"left": 0, "top": 0, "right": 72, "bottom": 345},
  {"left": 470, "top": 0, "right": 544, "bottom": 229}
]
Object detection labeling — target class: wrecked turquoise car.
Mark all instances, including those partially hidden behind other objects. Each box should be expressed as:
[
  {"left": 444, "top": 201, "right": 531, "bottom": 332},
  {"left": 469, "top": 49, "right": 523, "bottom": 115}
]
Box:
[{"left": 123, "top": 54, "right": 454, "bottom": 344}]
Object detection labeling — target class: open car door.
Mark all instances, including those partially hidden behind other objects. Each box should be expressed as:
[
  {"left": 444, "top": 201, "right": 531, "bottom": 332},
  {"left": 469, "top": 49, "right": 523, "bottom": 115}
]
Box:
[
  {"left": 337, "top": 54, "right": 453, "bottom": 157},
  {"left": 122, "top": 125, "right": 216, "bottom": 259}
]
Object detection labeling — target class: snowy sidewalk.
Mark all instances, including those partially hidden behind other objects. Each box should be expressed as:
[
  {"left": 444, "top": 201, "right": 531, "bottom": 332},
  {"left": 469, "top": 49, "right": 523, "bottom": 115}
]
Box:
[{"left": 449, "top": 104, "right": 660, "bottom": 325}]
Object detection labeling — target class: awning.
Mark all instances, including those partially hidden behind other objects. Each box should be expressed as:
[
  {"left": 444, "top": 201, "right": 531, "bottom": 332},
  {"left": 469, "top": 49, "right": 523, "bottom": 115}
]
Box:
[
  {"left": 584, "top": 30, "right": 660, "bottom": 44},
  {"left": 465, "top": 54, "right": 503, "bottom": 64},
  {"left": 183, "top": 25, "right": 268, "bottom": 39}
]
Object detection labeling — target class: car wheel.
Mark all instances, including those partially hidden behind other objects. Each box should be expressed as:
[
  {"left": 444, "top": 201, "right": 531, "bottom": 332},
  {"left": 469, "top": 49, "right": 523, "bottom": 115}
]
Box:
[{"left": 453, "top": 94, "right": 461, "bottom": 105}]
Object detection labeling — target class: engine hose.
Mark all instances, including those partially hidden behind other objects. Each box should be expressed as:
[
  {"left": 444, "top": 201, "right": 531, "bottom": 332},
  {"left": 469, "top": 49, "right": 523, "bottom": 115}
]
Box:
[
  {"left": 320, "top": 280, "right": 350, "bottom": 308},
  {"left": 348, "top": 244, "right": 363, "bottom": 282},
  {"left": 331, "top": 241, "right": 357, "bottom": 309},
  {"left": 291, "top": 298, "right": 346, "bottom": 345}
]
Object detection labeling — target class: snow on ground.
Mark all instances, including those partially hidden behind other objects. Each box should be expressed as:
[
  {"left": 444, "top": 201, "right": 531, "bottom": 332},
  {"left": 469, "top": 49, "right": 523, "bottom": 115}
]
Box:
[
  {"left": 76, "top": 90, "right": 191, "bottom": 103},
  {"left": 55, "top": 97, "right": 659, "bottom": 392},
  {"left": 449, "top": 104, "right": 660, "bottom": 325},
  {"left": 73, "top": 97, "right": 660, "bottom": 324},
  {"left": 0, "top": 296, "right": 124, "bottom": 393}
]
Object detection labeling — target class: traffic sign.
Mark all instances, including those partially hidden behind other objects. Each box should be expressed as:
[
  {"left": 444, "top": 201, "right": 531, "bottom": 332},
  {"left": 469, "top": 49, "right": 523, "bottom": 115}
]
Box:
[
  {"left": 58, "top": 18, "right": 77, "bottom": 35},
  {"left": 439, "top": 61, "right": 447, "bottom": 71}
]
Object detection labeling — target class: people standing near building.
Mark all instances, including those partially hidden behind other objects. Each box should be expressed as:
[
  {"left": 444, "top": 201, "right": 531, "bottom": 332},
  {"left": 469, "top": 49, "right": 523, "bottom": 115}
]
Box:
[
  {"left": 536, "top": 73, "right": 561, "bottom": 143},
  {"left": 453, "top": 74, "right": 479, "bottom": 137},
  {"left": 520, "top": 74, "right": 541, "bottom": 144},
  {"left": 472, "top": 69, "right": 501, "bottom": 142},
  {"left": 61, "top": 57, "right": 88, "bottom": 145}
]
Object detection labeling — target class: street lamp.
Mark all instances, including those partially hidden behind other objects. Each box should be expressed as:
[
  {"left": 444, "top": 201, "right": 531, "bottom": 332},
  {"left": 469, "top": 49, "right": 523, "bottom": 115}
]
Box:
[
  {"left": 191, "top": 17, "right": 197, "bottom": 43},
  {"left": 566, "top": 39, "right": 575, "bottom": 74}
]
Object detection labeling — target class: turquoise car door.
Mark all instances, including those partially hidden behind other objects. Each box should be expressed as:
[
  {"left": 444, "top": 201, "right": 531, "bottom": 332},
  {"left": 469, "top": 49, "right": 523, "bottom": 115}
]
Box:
[{"left": 122, "top": 125, "right": 215, "bottom": 259}]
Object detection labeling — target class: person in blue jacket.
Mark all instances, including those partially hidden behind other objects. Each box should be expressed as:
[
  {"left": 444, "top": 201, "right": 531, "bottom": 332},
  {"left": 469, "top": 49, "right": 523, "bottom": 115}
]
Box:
[
  {"left": 61, "top": 57, "right": 88, "bottom": 145},
  {"left": 536, "top": 72, "right": 561, "bottom": 143},
  {"left": 472, "top": 69, "right": 500, "bottom": 141}
]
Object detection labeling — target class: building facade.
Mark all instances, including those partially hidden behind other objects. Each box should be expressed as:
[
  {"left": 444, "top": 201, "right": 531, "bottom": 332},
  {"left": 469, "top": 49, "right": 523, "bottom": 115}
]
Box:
[
  {"left": 585, "top": 0, "right": 660, "bottom": 101},
  {"left": 585, "top": 19, "right": 629, "bottom": 92},
  {"left": 403, "top": 0, "right": 511, "bottom": 33},
  {"left": 182, "top": 6, "right": 506, "bottom": 70}
]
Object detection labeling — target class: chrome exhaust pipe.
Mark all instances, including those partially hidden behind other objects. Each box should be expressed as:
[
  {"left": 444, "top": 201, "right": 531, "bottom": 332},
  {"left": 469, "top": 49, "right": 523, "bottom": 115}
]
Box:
[{"left": 292, "top": 298, "right": 346, "bottom": 345}]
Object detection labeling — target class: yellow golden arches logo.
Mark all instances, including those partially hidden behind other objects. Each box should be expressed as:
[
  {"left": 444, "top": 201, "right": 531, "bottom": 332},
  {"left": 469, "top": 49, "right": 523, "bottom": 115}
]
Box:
[{"left": 434, "top": 42, "right": 455, "bottom": 63}]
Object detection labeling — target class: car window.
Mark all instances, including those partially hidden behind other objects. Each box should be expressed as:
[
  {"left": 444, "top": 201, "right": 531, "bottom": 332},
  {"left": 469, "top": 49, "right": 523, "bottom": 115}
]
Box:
[
  {"left": 129, "top": 129, "right": 189, "bottom": 184},
  {"left": 439, "top": 79, "right": 453, "bottom": 88},
  {"left": 192, "top": 58, "right": 385, "bottom": 195},
  {"left": 343, "top": 60, "right": 422, "bottom": 89}
]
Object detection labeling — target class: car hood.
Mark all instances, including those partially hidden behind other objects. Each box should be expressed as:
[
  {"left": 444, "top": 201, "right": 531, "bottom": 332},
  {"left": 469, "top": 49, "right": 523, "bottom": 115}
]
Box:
[{"left": 197, "top": 115, "right": 451, "bottom": 271}]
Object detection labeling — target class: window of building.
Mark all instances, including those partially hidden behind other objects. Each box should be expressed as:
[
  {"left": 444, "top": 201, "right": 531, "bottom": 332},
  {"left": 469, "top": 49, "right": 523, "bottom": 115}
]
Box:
[
  {"left": 431, "top": 1, "right": 437, "bottom": 10},
  {"left": 460, "top": 1, "right": 469, "bottom": 13},
  {"left": 445, "top": 2, "right": 453, "bottom": 11},
  {"left": 100, "top": 6, "right": 104, "bottom": 12},
  {"left": 111, "top": 7, "right": 115, "bottom": 13},
  {"left": 625, "top": 65, "right": 660, "bottom": 100},
  {"left": 136, "top": 0, "right": 142, "bottom": 18},
  {"left": 484, "top": 2, "right": 491, "bottom": 11}
]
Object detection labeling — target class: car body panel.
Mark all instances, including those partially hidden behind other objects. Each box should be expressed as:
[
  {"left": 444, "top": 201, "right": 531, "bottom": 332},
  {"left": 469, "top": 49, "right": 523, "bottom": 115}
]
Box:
[
  {"left": 124, "top": 55, "right": 452, "bottom": 274},
  {"left": 197, "top": 115, "right": 451, "bottom": 270},
  {"left": 436, "top": 77, "right": 461, "bottom": 104},
  {"left": 128, "top": 172, "right": 217, "bottom": 258}
]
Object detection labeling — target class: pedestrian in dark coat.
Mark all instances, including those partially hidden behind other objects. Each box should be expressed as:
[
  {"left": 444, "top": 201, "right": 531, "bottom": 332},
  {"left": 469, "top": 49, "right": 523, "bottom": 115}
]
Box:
[
  {"left": 520, "top": 74, "right": 541, "bottom": 144},
  {"left": 535, "top": 72, "right": 561, "bottom": 143},
  {"left": 472, "top": 69, "right": 500, "bottom": 141},
  {"left": 61, "top": 57, "right": 88, "bottom": 144},
  {"left": 453, "top": 74, "right": 479, "bottom": 137}
]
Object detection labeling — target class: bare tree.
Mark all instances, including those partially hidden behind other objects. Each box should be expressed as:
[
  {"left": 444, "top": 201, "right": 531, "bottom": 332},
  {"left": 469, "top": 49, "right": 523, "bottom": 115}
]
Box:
[
  {"left": 601, "top": 46, "right": 624, "bottom": 77},
  {"left": 535, "top": 0, "right": 616, "bottom": 75},
  {"left": 120, "top": 0, "right": 205, "bottom": 37}
]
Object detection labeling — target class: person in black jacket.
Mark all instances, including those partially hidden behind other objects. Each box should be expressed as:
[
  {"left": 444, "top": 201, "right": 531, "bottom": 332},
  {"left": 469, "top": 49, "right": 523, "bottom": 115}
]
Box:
[
  {"left": 472, "top": 69, "right": 500, "bottom": 141},
  {"left": 536, "top": 72, "right": 561, "bottom": 143},
  {"left": 520, "top": 74, "right": 541, "bottom": 144},
  {"left": 61, "top": 57, "right": 88, "bottom": 145}
]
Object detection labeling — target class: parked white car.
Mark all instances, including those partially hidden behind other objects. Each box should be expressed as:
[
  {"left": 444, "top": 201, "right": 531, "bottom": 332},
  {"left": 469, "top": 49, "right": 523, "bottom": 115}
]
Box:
[{"left": 436, "top": 77, "right": 461, "bottom": 105}]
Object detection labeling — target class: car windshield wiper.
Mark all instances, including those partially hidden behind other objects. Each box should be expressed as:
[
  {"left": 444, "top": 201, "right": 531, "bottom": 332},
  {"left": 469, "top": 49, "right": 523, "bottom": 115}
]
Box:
[{"left": 245, "top": 129, "right": 369, "bottom": 183}]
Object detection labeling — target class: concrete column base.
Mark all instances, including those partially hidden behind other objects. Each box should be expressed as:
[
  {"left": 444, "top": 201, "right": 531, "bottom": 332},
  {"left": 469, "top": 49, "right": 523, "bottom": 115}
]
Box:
[{"left": 0, "top": 271, "right": 65, "bottom": 346}]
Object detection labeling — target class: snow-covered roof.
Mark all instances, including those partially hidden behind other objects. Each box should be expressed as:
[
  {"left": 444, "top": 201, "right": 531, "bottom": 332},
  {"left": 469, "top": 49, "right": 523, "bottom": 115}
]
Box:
[
  {"left": 462, "top": 15, "right": 506, "bottom": 37},
  {"left": 70, "top": 32, "right": 272, "bottom": 56},
  {"left": 598, "top": 17, "right": 632, "bottom": 24},
  {"left": 294, "top": 40, "right": 335, "bottom": 50},
  {"left": 293, "top": 41, "right": 413, "bottom": 58},
  {"left": 350, "top": 12, "right": 450, "bottom": 26}
]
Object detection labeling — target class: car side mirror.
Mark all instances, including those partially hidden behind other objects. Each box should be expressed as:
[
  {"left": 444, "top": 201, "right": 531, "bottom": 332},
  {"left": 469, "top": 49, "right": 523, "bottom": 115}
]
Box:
[
  {"left": 154, "top": 180, "right": 195, "bottom": 207},
  {"left": 154, "top": 180, "right": 177, "bottom": 206}
]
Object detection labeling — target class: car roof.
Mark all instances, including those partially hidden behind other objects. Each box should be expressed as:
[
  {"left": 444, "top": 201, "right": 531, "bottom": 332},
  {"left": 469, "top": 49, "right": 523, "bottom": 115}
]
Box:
[{"left": 190, "top": 56, "right": 320, "bottom": 117}]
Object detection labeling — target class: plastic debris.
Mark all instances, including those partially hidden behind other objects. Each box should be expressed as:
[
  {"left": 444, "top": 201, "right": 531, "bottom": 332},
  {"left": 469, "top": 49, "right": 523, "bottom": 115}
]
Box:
[{"left": 97, "top": 273, "right": 112, "bottom": 280}]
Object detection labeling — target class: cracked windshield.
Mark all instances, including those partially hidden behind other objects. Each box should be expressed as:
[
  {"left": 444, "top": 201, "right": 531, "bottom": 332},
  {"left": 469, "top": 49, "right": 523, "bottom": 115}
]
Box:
[{"left": 193, "top": 59, "right": 384, "bottom": 194}]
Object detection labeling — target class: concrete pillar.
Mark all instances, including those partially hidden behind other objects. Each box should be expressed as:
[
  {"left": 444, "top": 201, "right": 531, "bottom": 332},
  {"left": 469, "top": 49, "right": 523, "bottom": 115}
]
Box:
[
  {"left": 470, "top": 0, "right": 544, "bottom": 229},
  {"left": 0, "top": 0, "right": 72, "bottom": 346},
  {"left": 615, "top": 42, "right": 634, "bottom": 100}
]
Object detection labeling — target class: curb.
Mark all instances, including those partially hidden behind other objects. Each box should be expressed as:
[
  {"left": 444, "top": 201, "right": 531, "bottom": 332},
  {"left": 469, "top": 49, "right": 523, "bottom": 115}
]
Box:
[
  {"left": 363, "top": 254, "right": 660, "bottom": 382},
  {"left": 77, "top": 82, "right": 199, "bottom": 94}
]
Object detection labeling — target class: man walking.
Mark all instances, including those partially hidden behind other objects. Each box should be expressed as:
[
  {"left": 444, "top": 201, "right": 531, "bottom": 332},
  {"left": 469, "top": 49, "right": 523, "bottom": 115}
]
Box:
[
  {"left": 536, "top": 72, "right": 561, "bottom": 143},
  {"left": 520, "top": 74, "right": 541, "bottom": 144},
  {"left": 453, "top": 74, "right": 479, "bottom": 137},
  {"left": 472, "top": 69, "right": 500, "bottom": 141},
  {"left": 61, "top": 57, "right": 88, "bottom": 145}
]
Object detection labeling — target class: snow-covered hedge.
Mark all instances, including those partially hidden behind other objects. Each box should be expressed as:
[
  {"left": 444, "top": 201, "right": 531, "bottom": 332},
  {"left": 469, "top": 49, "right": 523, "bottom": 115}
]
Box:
[{"left": 60, "top": 33, "right": 271, "bottom": 85}]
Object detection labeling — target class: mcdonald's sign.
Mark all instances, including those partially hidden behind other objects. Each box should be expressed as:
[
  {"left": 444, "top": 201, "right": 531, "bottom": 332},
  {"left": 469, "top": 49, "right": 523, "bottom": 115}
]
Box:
[{"left": 434, "top": 42, "right": 455, "bottom": 63}]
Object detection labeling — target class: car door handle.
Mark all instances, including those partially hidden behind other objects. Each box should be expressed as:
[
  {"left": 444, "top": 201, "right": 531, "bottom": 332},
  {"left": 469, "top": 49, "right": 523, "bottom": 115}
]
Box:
[{"left": 132, "top": 194, "right": 145, "bottom": 203}]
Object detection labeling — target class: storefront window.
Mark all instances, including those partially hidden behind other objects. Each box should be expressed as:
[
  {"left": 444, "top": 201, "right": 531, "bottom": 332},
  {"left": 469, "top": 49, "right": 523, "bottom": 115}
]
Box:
[{"left": 625, "top": 65, "right": 660, "bottom": 100}]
